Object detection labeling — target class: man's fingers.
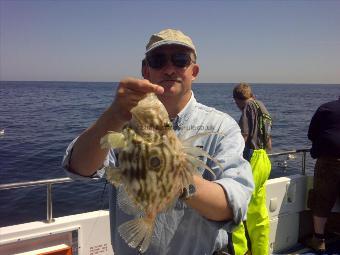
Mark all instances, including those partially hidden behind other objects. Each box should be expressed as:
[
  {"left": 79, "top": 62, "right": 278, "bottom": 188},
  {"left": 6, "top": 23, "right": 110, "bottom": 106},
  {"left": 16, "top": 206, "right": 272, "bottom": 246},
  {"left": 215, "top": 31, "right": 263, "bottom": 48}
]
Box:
[
  {"left": 111, "top": 78, "right": 164, "bottom": 123},
  {"left": 120, "top": 78, "right": 164, "bottom": 94}
]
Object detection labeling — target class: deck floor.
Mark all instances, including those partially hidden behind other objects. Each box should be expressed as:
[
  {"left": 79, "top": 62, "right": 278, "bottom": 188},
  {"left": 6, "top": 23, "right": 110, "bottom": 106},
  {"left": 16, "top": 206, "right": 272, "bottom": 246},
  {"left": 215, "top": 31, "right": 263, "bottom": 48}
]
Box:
[{"left": 280, "top": 235, "right": 340, "bottom": 254}]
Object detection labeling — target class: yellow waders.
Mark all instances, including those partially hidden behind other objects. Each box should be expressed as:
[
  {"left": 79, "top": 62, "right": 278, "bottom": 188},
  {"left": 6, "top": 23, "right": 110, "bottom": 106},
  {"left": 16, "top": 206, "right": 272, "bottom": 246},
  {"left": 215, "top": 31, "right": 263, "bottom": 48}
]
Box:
[{"left": 232, "top": 149, "right": 271, "bottom": 255}]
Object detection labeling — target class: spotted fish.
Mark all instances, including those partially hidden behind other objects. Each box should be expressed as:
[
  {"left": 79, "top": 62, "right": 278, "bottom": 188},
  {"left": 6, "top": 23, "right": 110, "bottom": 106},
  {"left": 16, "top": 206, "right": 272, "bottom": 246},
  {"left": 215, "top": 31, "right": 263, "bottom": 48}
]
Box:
[{"left": 100, "top": 93, "right": 221, "bottom": 253}]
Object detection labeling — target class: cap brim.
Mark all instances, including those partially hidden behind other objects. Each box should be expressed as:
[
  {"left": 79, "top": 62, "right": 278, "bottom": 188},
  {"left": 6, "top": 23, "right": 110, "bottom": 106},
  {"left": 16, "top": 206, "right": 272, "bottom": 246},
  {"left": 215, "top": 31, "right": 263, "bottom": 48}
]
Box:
[{"left": 145, "top": 40, "right": 196, "bottom": 55}]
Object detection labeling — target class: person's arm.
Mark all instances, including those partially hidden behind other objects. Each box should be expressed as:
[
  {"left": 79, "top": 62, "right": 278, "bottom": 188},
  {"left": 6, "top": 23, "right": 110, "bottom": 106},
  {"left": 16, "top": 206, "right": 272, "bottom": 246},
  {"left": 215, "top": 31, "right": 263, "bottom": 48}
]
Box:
[
  {"left": 185, "top": 176, "right": 232, "bottom": 221},
  {"left": 68, "top": 78, "right": 164, "bottom": 177},
  {"left": 266, "top": 136, "right": 272, "bottom": 152},
  {"left": 308, "top": 107, "right": 322, "bottom": 142},
  {"left": 239, "top": 104, "right": 254, "bottom": 145},
  {"left": 185, "top": 119, "right": 254, "bottom": 223},
  {"left": 242, "top": 133, "right": 248, "bottom": 142}
]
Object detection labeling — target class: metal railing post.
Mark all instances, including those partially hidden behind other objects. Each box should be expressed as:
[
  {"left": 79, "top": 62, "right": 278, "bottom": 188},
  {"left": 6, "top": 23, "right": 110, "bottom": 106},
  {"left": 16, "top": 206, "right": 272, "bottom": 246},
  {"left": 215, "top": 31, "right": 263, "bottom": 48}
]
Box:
[
  {"left": 268, "top": 149, "right": 310, "bottom": 175},
  {"left": 0, "top": 177, "right": 73, "bottom": 224},
  {"left": 46, "top": 183, "right": 55, "bottom": 223},
  {"left": 302, "top": 151, "right": 307, "bottom": 175}
]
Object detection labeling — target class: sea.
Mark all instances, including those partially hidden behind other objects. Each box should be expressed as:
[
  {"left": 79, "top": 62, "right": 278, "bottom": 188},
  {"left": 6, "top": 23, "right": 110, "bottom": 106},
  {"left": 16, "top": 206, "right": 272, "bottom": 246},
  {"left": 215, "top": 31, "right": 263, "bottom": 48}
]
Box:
[{"left": 0, "top": 81, "right": 339, "bottom": 228}]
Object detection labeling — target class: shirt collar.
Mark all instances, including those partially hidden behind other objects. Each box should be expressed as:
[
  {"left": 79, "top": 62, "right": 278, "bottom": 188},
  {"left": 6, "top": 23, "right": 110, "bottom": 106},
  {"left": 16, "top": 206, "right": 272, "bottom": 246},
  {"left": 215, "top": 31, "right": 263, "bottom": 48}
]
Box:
[{"left": 172, "top": 91, "right": 196, "bottom": 129}]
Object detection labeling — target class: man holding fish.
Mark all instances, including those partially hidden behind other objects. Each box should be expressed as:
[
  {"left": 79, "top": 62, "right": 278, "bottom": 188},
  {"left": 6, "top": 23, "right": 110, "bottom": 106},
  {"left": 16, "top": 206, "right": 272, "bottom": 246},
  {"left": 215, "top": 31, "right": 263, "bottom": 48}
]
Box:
[{"left": 63, "top": 28, "right": 254, "bottom": 255}]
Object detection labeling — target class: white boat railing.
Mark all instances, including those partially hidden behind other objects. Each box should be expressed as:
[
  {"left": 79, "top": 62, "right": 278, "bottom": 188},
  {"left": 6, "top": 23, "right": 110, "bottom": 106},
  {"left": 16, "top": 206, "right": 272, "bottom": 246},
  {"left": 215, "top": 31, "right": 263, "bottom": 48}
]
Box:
[
  {"left": 0, "top": 177, "right": 72, "bottom": 223},
  {"left": 0, "top": 148, "right": 311, "bottom": 224}
]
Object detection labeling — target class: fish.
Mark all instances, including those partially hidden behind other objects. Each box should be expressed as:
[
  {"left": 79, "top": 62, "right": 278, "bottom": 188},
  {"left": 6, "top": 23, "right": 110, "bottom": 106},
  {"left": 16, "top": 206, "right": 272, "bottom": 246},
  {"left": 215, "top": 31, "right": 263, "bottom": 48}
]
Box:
[{"left": 100, "top": 93, "right": 221, "bottom": 253}]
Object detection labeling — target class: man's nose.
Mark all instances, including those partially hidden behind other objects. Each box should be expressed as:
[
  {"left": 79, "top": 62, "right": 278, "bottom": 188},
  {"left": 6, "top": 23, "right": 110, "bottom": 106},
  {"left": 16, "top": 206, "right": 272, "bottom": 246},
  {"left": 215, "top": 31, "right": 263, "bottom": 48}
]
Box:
[{"left": 162, "top": 60, "right": 176, "bottom": 75}]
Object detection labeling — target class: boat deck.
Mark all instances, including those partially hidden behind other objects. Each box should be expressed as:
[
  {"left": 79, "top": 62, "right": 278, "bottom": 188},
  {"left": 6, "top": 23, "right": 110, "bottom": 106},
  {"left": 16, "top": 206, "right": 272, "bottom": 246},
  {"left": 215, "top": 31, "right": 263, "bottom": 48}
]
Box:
[
  {"left": 1, "top": 149, "right": 340, "bottom": 254},
  {"left": 286, "top": 235, "right": 340, "bottom": 254}
]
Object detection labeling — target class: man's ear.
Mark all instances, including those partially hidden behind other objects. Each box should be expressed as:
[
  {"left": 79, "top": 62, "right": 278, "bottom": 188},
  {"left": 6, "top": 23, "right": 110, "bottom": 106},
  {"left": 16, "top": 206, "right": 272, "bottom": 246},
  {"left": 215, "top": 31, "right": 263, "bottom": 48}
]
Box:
[{"left": 191, "top": 64, "right": 199, "bottom": 81}]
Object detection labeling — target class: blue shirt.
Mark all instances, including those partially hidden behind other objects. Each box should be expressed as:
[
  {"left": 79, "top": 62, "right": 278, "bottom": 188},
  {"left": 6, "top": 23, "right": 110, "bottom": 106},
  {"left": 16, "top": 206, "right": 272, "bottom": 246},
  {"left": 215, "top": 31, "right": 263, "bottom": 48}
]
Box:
[{"left": 63, "top": 92, "right": 254, "bottom": 255}]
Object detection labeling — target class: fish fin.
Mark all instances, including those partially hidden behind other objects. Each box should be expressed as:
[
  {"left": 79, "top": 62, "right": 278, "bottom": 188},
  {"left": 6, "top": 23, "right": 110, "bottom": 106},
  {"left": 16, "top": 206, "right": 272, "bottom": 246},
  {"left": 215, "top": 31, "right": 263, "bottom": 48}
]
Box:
[
  {"left": 105, "top": 166, "right": 122, "bottom": 186},
  {"left": 118, "top": 217, "right": 154, "bottom": 253},
  {"left": 186, "top": 154, "right": 216, "bottom": 178},
  {"left": 182, "top": 146, "right": 223, "bottom": 173},
  {"left": 100, "top": 131, "right": 125, "bottom": 149},
  {"left": 181, "top": 132, "right": 225, "bottom": 147},
  {"left": 117, "top": 187, "right": 144, "bottom": 216},
  {"left": 160, "top": 194, "right": 182, "bottom": 213}
]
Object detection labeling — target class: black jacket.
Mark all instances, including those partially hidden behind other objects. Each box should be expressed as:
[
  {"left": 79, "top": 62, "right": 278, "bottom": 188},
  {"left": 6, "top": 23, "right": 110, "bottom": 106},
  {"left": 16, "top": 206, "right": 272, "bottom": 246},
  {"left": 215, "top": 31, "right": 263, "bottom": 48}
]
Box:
[{"left": 308, "top": 99, "right": 340, "bottom": 159}]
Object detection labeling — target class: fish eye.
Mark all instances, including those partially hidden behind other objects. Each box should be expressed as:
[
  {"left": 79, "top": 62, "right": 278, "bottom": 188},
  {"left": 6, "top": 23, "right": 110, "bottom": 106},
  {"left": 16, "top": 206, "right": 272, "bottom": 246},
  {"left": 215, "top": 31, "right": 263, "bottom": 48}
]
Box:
[
  {"left": 164, "top": 122, "right": 172, "bottom": 129},
  {"left": 149, "top": 156, "right": 161, "bottom": 169}
]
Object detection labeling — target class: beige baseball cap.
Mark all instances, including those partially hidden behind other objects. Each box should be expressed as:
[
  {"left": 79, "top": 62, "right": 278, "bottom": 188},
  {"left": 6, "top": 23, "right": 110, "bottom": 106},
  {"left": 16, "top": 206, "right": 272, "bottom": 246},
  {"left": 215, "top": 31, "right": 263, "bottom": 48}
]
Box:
[{"left": 145, "top": 29, "right": 197, "bottom": 57}]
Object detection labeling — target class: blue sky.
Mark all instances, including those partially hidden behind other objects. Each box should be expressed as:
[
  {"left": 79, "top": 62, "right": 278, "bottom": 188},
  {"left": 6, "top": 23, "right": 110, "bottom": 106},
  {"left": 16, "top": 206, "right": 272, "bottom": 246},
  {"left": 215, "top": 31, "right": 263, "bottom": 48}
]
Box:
[{"left": 1, "top": 0, "right": 339, "bottom": 83}]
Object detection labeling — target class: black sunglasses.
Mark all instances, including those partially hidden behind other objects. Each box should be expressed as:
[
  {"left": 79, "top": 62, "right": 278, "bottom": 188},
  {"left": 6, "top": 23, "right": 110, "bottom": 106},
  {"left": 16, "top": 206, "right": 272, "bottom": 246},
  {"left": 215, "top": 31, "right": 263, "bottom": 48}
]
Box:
[{"left": 146, "top": 52, "right": 193, "bottom": 69}]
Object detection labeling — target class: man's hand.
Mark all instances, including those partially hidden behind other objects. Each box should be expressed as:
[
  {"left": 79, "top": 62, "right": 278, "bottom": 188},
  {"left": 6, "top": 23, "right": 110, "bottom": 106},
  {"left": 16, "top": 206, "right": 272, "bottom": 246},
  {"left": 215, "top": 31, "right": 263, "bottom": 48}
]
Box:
[
  {"left": 69, "top": 78, "right": 163, "bottom": 176},
  {"left": 110, "top": 78, "right": 164, "bottom": 123}
]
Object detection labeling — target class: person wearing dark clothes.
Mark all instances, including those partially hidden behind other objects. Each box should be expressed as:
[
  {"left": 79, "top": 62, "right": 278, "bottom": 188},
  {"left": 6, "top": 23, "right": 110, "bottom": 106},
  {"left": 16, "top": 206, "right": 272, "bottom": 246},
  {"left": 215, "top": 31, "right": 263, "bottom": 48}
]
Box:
[{"left": 306, "top": 97, "right": 340, "bottom": 253}]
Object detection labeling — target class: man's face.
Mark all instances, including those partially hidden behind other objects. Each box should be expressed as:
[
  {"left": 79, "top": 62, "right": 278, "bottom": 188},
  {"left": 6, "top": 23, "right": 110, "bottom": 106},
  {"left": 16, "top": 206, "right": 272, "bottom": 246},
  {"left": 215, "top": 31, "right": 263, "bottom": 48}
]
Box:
[{"left": 144, "top": 45, "right": 199, "bottom": 103}]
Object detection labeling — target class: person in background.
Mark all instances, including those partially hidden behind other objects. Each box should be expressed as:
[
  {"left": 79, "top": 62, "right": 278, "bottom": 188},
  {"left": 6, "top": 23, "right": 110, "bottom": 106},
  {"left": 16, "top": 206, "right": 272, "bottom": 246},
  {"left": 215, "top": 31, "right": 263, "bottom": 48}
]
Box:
[
  {"left": 232, "top": 83, "right": 272, "bottom": 255},
  {"left": 306, "top": 96, "right": 340, "bottom": 253},
  {"left": 62, "top": 28, "right": 254, "bottom": 255}
]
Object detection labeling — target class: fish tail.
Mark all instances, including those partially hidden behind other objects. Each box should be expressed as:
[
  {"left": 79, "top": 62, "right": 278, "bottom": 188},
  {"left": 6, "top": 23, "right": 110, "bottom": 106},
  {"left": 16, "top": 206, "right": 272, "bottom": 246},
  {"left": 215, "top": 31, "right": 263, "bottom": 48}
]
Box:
[{"left": 118, "top": 217, "right": 154, "bottom": 253}]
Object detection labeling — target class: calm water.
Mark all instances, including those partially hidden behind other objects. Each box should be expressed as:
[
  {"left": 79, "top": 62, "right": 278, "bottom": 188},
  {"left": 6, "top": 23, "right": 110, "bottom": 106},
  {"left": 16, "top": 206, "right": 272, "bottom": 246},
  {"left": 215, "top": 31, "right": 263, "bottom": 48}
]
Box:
[{"left": 0, "top": 81, "right": 339, "bottom": 227}]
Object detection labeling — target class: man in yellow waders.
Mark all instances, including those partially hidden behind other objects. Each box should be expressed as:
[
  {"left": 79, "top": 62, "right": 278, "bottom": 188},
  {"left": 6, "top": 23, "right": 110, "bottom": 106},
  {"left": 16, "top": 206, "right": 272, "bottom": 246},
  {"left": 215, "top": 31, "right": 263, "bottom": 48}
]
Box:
[{"left": 232, "top": 83, "right": 272, "bottom": 255}]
